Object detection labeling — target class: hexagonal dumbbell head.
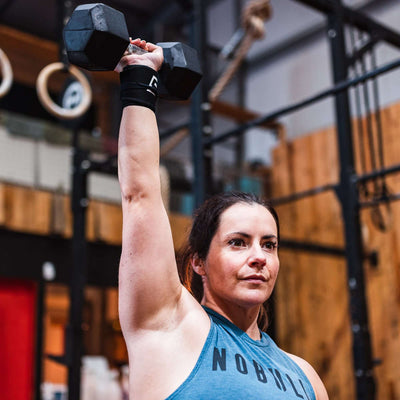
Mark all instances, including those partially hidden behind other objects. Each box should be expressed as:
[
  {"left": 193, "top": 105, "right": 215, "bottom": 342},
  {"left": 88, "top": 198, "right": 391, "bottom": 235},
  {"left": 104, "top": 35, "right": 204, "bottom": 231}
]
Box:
[
  {"left": 64, "top": 4, "right": 203, "bottom": 99},
  {"left": 158, "top": 42, "right": 203, "bottom": 100},
  {"left": 63, "top": 3, "right": 130, "bottom": 71}
]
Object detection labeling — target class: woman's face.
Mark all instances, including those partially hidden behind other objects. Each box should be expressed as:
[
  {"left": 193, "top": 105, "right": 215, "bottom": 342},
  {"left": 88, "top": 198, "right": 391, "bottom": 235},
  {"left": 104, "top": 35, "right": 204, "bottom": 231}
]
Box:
[{"left": 197, "top": 202, "right": 280, "bottom": 311}]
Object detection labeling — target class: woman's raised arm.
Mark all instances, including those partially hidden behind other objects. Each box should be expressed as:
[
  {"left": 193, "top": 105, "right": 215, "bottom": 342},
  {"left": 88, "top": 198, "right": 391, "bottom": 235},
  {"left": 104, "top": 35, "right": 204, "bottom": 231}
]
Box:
[{"left": 117, "top": 40, "right": 183, "bottom": 336}]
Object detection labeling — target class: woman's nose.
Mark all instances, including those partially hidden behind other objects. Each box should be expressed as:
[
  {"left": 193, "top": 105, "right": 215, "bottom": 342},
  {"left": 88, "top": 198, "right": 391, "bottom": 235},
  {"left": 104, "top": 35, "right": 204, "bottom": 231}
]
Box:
[{"left": 248, "top": 245, "right": 266, "bottom": 268}]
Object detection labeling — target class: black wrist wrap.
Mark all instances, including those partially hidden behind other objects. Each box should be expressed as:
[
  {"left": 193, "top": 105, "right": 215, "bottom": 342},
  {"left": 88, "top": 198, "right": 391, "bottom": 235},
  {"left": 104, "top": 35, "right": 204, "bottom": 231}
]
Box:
[{"left": 120, "top": 65, "right": 159, "bottom": 112}]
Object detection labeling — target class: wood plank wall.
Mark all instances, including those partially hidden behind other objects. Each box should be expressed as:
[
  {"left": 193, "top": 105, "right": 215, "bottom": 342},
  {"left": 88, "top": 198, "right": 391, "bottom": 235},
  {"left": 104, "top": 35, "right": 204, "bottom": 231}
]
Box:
[
  {"left": 0, "top": 182, "right": 191, "bottom": 250},
  {"left": 271, "top": 102, "right": 400, "bottom": 400}
]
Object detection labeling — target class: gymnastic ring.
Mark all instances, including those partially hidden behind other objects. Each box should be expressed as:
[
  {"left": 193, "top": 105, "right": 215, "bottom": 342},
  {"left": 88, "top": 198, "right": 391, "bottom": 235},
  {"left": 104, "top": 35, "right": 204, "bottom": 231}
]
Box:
[
  {"left": 36, "top": 62, "right": 92, "bottom": 120},
  {"left": 0, "top": 48, "right": 13, "bottom": 98}
]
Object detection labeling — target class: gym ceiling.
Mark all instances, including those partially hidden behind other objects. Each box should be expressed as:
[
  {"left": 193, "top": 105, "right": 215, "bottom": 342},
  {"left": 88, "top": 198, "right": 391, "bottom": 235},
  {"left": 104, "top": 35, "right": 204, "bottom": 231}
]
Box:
[{"left": 0, "top": 0, "right": 190, "bottom": 43}]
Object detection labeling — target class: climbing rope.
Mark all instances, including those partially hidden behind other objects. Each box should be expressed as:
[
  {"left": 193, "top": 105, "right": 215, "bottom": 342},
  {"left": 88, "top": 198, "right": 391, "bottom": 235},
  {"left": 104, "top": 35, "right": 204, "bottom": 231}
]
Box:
[{"left": 209, "top": 0, "right": 272, "bottom": 102}]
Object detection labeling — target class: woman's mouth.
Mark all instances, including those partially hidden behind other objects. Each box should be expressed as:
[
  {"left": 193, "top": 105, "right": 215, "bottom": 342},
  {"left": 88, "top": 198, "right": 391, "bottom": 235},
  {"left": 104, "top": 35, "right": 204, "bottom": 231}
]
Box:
[{"left": 242, "top": 275, "right": 266, "bottom": 283}]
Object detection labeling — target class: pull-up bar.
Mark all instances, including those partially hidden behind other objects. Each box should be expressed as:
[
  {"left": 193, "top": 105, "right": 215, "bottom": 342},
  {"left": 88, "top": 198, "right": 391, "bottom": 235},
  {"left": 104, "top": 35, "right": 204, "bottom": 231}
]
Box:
[
  {"left": 296, "top": 0, "right": 400, "bottom": 49},
  {"left": 205, "top": 56, "right": 400, "bottom": 146}
]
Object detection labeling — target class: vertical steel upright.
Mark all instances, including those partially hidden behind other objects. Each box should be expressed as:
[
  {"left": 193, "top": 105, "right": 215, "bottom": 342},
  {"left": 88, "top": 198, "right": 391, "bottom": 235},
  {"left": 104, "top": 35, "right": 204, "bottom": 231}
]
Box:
[
  {"left": 190, "top": 0, "right": 213, "bottom": 207},
  {"left": 234, "top": 0, "right": 246, "bottom": 175},
  {"left": 327, "top": 4, "right": 376, "bottom": 400},
  {"left": 67, "top": 132, "right": 89, "bottom": 400}
]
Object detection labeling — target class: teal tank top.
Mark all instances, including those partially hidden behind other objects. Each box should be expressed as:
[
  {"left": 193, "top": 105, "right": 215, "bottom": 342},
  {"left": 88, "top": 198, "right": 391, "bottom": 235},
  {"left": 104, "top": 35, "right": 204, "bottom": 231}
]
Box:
[{"left": 166, "top": 307, "right": 316, "bottom": 400}]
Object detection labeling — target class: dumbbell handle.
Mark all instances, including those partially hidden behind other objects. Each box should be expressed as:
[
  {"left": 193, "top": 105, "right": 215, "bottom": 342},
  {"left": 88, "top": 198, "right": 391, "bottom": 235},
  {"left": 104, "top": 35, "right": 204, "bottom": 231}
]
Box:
[{"left": 127, "top": 43, "right": 148, "bottom": 56}]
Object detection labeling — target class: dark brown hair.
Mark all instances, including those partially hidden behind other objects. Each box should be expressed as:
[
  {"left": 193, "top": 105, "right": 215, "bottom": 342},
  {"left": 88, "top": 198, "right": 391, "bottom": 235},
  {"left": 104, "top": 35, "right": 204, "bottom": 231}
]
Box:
[{"left": 177, "top": 191, "right": 280, "bottom": 331}]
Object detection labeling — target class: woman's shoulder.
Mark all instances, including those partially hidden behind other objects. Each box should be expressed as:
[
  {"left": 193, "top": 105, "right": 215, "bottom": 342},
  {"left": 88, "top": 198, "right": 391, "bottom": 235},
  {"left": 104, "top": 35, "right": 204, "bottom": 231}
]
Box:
[
  {"left": 124, "top": 290, "right": 212, "bottom": 399},
  {"left": 284, "top": 352, "right": 329, "bottom": 400}
]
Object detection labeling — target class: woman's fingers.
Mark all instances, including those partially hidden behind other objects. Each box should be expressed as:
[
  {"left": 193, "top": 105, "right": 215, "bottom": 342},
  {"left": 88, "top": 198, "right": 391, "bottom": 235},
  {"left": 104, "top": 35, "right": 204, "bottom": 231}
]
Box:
[{"left": 114, "top": 39, "right": 163, "bottom": 72}]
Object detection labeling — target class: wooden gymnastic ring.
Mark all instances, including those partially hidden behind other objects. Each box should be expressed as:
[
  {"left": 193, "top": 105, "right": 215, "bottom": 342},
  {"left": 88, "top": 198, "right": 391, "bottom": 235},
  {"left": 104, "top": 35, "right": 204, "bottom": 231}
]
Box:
[
  {"left": 36, "top": 62, "right": 92, "bottom": 120},
  {"left": 0, "top": 48, "right": 13, "bottom": 98}
]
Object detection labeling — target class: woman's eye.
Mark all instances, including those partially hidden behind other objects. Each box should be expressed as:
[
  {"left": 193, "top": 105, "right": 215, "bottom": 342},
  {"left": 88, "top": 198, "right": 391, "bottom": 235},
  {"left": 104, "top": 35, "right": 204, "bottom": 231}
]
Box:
[
  {"left": 228, "top": 238, "right": 245, "bottom": 247},
  {"left": 263, "top": 241, "right": 277, "bottom": 250}
]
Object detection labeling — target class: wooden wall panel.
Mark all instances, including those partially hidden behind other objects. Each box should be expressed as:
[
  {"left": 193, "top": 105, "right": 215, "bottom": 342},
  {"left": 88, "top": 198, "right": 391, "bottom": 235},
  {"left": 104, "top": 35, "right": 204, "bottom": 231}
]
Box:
[
  {"left": 169, "top": 213, "right": 192, "bottom": 251},
  {"left": 86, "top": 201, "right": 123, "bottom": 245},
  {"left": 271, "top": 102, "right": 400, "bottom": 400},
  {"left": 274, "top": 130, "right": 355, "bottom": 400},
  {"left": 4, "top": 185, "right": 52, "bottom": 234},
  {"left": 0, "top": 182, "right": 5, "bottom": 225},
  {"left": 359, "top": 103, "right": 400, "bottom": 400},
  {"left": 0, "top": 183, "right": 191, "bottom": 251},
  {"left": 43, "top": 285, "right": 69, "bottom": 384}
]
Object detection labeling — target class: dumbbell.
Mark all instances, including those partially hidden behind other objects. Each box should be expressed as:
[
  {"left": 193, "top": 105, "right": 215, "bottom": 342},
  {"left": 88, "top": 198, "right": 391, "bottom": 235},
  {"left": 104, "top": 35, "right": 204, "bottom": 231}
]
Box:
[{"left": 63, "top": 3, "right": 202, "bottom": 100}]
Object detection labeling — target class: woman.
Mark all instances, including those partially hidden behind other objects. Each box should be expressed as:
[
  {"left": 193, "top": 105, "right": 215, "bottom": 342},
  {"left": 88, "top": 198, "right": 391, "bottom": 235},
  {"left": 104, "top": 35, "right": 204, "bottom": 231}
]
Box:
[{"left": 116, "top": 39, "right": 329, "bottom": 400}]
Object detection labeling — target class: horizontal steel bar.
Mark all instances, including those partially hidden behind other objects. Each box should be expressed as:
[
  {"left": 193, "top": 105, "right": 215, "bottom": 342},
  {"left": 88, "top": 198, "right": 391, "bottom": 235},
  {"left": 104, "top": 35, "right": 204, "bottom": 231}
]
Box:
[
  {"left": 295, "top": 0, "right": 400, "bottom": 49},
  {"left": 356, "top": 162, "right": 400, "bottom": 183},
  {"left": 280, "top": 238, "right": 378, "bottom": 265},
  {"left": 87, "top": 158, "right": 118, "bottom": 176},
  {"left": 249, "top": 0, "right": 396, "bottom": 71},
  {"left": 270, "top": 183, "right": 337, "bottom": 206},
  {"left": 269, "top": 163, "right": 400, "bottom": 207},
  {"left": 280, "top": 239, "right": 345, "bottom": 256},
  {"left": 86, "top": 122, "right": 191, "bottom": 175},
  {"left": 206, "top": 57, "right": 400, "bottom": 146},
  {"left": 159, "top": 122, "right": 189, "bottom": 141},
  {"left": 346, "top": 37, "right": 378, "bottom": 68},
  {"left": 359, "top": 192, "right": 400, "bottom": 208},
  {"left": 0, "top": 228, "right": 120, "bottom": 286}
]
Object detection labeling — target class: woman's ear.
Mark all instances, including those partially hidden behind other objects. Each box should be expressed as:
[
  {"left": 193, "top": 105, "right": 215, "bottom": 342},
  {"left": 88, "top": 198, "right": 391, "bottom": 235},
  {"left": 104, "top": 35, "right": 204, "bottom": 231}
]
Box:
[{"left": 191, "top": 253, "right": 206, "bottom": 276}]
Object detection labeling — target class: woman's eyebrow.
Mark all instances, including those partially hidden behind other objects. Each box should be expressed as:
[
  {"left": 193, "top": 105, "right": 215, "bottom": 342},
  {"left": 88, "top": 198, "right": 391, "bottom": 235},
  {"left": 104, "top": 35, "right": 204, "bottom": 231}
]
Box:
[
  {"left": 262, "top": 234, "right": 278, "bottom": 240},
  {"left": 226, "top": 231, "right": 250, "bottom": 238},
  {"left": 226, "top": 232, "right": 277, "bottom": 240}
]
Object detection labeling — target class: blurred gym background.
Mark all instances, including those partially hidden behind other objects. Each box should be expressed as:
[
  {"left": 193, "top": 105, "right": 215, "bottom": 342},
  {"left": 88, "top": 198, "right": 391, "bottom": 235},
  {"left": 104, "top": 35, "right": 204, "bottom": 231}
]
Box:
[{"left": 1, "top": 1, "right": 400, "bottom": 399}]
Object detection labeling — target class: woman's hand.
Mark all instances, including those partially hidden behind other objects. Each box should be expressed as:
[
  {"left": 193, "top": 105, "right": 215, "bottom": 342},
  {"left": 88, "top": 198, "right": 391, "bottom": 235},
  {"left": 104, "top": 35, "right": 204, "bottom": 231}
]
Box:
[{"left": 114, "top": 38, "right": 164, "bottom": 73}]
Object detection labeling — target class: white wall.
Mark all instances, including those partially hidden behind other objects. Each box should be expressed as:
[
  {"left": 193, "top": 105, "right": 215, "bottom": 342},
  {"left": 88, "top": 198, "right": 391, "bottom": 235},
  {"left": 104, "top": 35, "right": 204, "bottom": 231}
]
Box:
[
  {"left": 0, "top": 123, "right": 121, "bottom": 202},
  {"left": 245, "top": 35, "right": 334, "bottom": 164}
]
